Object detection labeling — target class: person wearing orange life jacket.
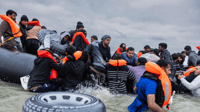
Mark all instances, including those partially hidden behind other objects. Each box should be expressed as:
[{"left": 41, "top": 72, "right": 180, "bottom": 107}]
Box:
[
  {"left": 58, "top": 46, "right": 88, "bottom": 91},
  {"left": 0, "top": 10, "right": 21, "bottom": 51},
  {"left": 27, "top": 49, "right": 62, "bottom": 92},
  {"left": 112, "top": 43, "right": 127, "bottom": 58},
  {"left": 69, "top": 21, "right": 84, "bottom": 42},
  {"left": 106, "top": 53, "right": 136, "bottom": 94},
  {"left": 25, "top": 18, "right": 42, "bottom": 55},
  {"left": 128, "top": 60, "right": 172, "bottom": 112}
]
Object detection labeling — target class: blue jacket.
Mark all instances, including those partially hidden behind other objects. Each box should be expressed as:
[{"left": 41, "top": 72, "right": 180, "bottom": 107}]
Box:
[{"left": 122, "top": 52, "right": 138, "bottom": 66}]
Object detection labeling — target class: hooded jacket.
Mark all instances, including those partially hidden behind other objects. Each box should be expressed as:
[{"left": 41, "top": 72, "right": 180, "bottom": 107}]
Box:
[
  {"left": 186, "top": 50, "right": 200, "bottom": 67},
  {"left": 28, "top": 56, "right": 61, "bottom": 88},
  {"left": 160, "top": 49, "right": 173, "bottom": 63},
  {"left": 73, "top": 30, "right": 87, "bottom": 51},
  {"left": 19, "top": 22, "right": 27, "bottom": 48},
  {"left": 98, "top": 41, "right": 111, "bottom": 61}
]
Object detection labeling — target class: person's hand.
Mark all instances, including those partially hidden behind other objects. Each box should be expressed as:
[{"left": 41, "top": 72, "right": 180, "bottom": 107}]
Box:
[
  {"left": 0, "top": 43, "right": 3, "bottom": 47},
  {"left": 178, "top": 75, "right": 183, "bottom": 80},
  {"left": 69, "top": 42, "right": 73, "bottom": 46},
  {"left": 56, "top": 56, "right": 61, "bottom": 61}
]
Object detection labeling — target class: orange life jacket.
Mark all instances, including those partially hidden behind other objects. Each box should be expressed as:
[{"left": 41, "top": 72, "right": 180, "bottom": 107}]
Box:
[
  {"left": 145, "top": 62, "right": 172, "bottom": 107},
  {"left": 62, "top": 51, "right": 83, "bottom": 64},
  {"left": 72, "top": 32, "right": 90, "bottom": 45},
  {"left": 0, "top": 15, "right": 22, "bottom": 38},
  {"left": 115, "top": 46, "right": 128, "bottom": 54},
  {"left": 108, "top": 59, "right": 127, "bottom": 66},
  {"left": 27, "top": 21, "right": 41, "bottom": 26},
  {"left": 137, "top": 52, "right": 143, "bottom": 58},
  {"left": 184, "top": 67, "right": 196, "bottom": 77},
  {"left": 37, "top": 50, "right": 57, "bottom": 80},
  {"left": 196, "top": 46, "right": 200, "bottom": 51}
]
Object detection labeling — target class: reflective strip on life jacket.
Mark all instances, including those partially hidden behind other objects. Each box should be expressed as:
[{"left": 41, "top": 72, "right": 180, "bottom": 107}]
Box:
[
  {"left": 0, "top": 15, "right": 22, "bottom": 38},
  {"left": 137, "top": 52, "right": 143, "bottom": 58},
  {"left": 72, "top": 32, "right": 90, "bottom": 45},
  {"left": 108, "top": 59, "right": 127, "bottom": 66},
  {"left": 37, "top": 50, "right": 57, "bottom": 80},
  {"left": 62, "top": 51, "right": 83, "bottom": 64},
  {"left": 27, "top": 21, "right": 41, "bottom": 26},
  {"left": 184, "top": 67, "right": 196, "bottom": 77},
  {"left": 145, "top": 62, "right": 172, "bottom": 107}
]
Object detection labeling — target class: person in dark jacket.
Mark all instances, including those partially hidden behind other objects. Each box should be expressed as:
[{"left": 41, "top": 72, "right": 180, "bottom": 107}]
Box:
[
  {"left": 159, "top": 43, "right": 173, "bottom": 63},
  {"left": 69, "top": 21, "right": 84, "bottom": 41},
  {"left": 59, "top": 46, "right": 87, "bottom": 91},
  {"left": 184, "top": 45, "right": 200, "bottom": 67},
  {"left": 98, "top": 35, "right": 111, "bottom": 62},
  {"left": 72, "top": 29, "right": 88, "bottom": 51},
  {"left": 19, "top": 15, "right": 29, "bottom": 50},
  {"left": 122, "top": 47, "right": 138, "bottom": 66},
  {"left": 106, "top": 53, "right": 135, "bottom": 94},
  {"left": 28, "top": 50, "right": 61, "bottom": 92},
  {"left": 112, "top": 43, "right": 127, "bottom": 58}
]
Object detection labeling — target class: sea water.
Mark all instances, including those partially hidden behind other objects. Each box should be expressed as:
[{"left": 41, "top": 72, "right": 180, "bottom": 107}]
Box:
[{"left": 0, "top": 81, "right": 200, "bottom": 112}]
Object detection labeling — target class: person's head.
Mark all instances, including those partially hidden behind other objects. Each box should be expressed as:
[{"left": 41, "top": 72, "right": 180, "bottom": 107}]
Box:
[
  {"left": 196, "top": 60, "right": 200, "bottom": 66},
  {"left": 66, "top": 46, "right": 76, "bottom": 55},
  {"left": 177, "top": 53, "right": 183, "bottom": 62},
  {"left": 172, "top": 53, "right": 178, "bottom": 62},
  {"left": 76, "top": 21, "right": 84, "bottom": 31},
  {"left": 120, "top": 43, "right": 126, "bottom": 52},
  {"left": 60, "top": 31, "right": 71, "bottom": 44},
  {"left": 20, "top": 15, "right": 28, "bottom": 26},
  {"left": 126, "top": 47, "right": 135, "bottom": 58},
  {"left": 181, "top": 51, "right": 186, "bottom": 57},
  {"left": 41, "top": 26, "right": 47, "bottom": 29},
  {"left": 112, "top": 53, "right": 122, "bottom": 60},
  {"left": 91, "top": 35, "right": 98, "bottom": 42},
  {"left": 184, "top": 45, "right": 191, "bottom": 53},
  {"left": 156, "top": 59, "right": 171, "bottom": 75},
  {"left": 6, "top": 10, "right": 17, "bottom": 21},
  {"left": 159, "top": 43, "right": 167, "bottom": 51},
  {"left": 144, "top": 45, "right": 151, "bottom": 52},
  {"left": 32, "top": 18, "right": 38, "bottom": 21},
  {"left": 152, "top": 48, "right": 159, "bottom": 56},
  {"left": 101, "top": 35, "right": 111, "bottom": 47},
  {"left": 136, "top": 57, "right": 147, "bottom": 66}
]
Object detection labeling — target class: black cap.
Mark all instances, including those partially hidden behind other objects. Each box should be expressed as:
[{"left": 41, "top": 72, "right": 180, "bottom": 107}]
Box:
[
  {"left": 20, "top": 15, "right": 29, "bottom": 22},
  {"left": 76, "top": 21, "right": 84, "bottom": 29}
]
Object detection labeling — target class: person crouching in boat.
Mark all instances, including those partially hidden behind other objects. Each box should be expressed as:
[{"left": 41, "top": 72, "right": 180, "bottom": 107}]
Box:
[
  {"left": 112, "top": 43, "right": 127, "bottom": 58},
  {"left": 58, "top": 46, "right": 88, "bottom": 91},
  {"left": 106, "top": 53, "right": 136, "bottom": 94},
  {"left": 27, "top": 49, "right": 62, "bottom": 92},
  {"left": 122, "top": 47, "right": 138, "bottom": 66},
  {"left": 128, "top": 60, "right": 172, "bottom": 112}
]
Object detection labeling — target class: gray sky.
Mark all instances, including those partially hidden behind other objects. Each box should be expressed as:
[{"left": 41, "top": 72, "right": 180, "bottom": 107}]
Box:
[{"left": 0, "top": 0, "right": 200, "bottom": 54}]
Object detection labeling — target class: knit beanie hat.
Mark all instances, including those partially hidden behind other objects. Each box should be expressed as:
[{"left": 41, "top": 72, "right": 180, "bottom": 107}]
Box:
[
  {"left": 20, "top": 15, "right": 29, "bottom": 22},
  {"left": 101, "top": 35, "right": 111, "bottom": 42},
  {"left": 76, "top": 21, "right": 84, "bottom": 29}
]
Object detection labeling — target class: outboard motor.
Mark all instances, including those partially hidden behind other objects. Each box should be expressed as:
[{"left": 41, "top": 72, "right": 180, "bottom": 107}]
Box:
[{"left": 0, "top": 48, "right": 36, "bottom": 84}]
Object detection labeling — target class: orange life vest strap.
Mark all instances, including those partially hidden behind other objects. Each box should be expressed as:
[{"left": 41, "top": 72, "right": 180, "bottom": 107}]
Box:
[
  {"left": 72, "top": 32, "right": 90, "bottom": 45},
  {"left": 137, "top": 52, "right": 143, "bottom": 58},
  {"left": 37, "top": 50, "right": 57, "bottom": 80},
  {"left": 27, "top": 21, "right": 41, "bottom": 26},
  {"left": 145, "top": 62, "right": 172, "bottom": 107},
  {"left": 184, "top": 67, "right": 196, "bottom": 77},
  {"left": 109, "top": 59, "right": 127, "bottom": 66},
  {"left": 0, "top": 15, "right": 22, "bottom": 38},
  {"left": 62, "top": 51, "right": 83, "bottom": 64}
]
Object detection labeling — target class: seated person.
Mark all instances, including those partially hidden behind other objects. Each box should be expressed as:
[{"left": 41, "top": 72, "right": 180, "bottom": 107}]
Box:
[
  {"left": 127, "top": 57, "right": 147, "bottom": 84},
  {"left": 106, "top": 53, "right": 135, "bottom": 94},
  {"left": 178, "top": 66, "right": 200, "bottom": 98},
  {"left": 58, "top": 46, "right": 87, "bottom": 91},
  {"left": 184, "top": 45, "right": 200, "bottom": 67},
  {"left": 28, "top": 50, "right": 61, "bottom": 92},
  {"left": 144, "top": 45, "right": 151, "bottom": 53},
  {"left": 90, "top": 35, "right": 99, "bottom": 48},
  {"left": 98, "top": 35, "right": 111, "bottom": 62},
  {"left": 122, "top": 47, "right": 138, "bottom": 66},
  {"left": 152, "top": 48, "right": 159, "bottom": 57},
  {"left": 112, "top": 43, "right": 127, "bottom": 58}
]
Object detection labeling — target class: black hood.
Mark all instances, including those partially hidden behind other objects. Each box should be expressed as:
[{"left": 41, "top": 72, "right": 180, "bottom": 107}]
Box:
[{"left": 34, "top": 57, "right": 43, "bottom": 65}]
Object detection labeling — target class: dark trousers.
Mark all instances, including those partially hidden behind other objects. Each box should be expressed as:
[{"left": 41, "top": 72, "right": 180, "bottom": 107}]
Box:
[
  {"left": 30, "top": 83, "right": 59, "bottom": 92},
  {"left": 25, "top": 39, "right": 39, "bottom": 55}
]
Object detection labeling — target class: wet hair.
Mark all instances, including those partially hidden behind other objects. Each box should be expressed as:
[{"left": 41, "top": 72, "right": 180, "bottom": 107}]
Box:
[
  {"left": 6, "top": 9, "right": 17, "bottom": 16},
  {"left": 177, "top": 53, "right": 182, "bottom": 58},
  {"left": 172, "top": 53, "right": 178, "bottom": 61},
  {"left": 112, "top": 53, "right": 122, "bottom": 60},
  {"left": 144, "top": 45, "right": 150, "bottom": 49},
  {"left": 120, "top": 43, "right": 126, "bottom": 48},
  {"left": 184, "top": 45, "right": 191, "bottom": 51},
  {"left": 91, "top": 35, "right": 98, "bottom": 40},
  {"left": 153, "top": 48, "right": 159, "bottom": 56},
  {"left": 127, "top": 47, "right": 134, "bottom": 52},
  {"left": 196, "top": 60, "right": 200, "bottom": 66},
  {"left": 138, "top": 57, "right": 147, "bottom": 65},
  {"left": 159, "top": 43, "right": 167, "bottom": 49},
  {"left": 181, "top": 51, "right": 186, "bottom": 54},
  {"left": 41, "top": 26, "right": 46, "bottom": 29},
  {"left": 156, "top": 59, "right": 169, "bottom": 68},
  {"left": 66, "top": 46, "right": 76, "bottom": 55}
]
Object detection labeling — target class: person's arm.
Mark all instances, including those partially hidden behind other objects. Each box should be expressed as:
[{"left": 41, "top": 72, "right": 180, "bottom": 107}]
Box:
[
  {"left": 147, "top": 94, "right": 166, "bottom": 112},
  {"left": 107, "top": 47, "right": 111, "bottom": 60},
  {"left": 179, "top": 75, "right": 200, "bottom": 90},
  {"left": 44, "top": 34, "right": 51, "bottom": 49},
  {"left": 185, "top": 72, "right": 197, "bottom": 82},
  {"left": 0, "top": 21, "right": 9, "bottom": 45},
  {"left": 58, "top": 63, "right": 69, "bottom": 78},
  {"left": 73, "top": 36, "right": 83, "bottom": 51},
  {"left": 49, "top": 59, "right": 61, "bottom": 71}
]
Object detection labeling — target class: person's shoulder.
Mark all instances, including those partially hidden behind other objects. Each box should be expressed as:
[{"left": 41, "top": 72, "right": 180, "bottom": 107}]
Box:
[{"left": 0, "top": 20, "right": 9, "bottom": 26}]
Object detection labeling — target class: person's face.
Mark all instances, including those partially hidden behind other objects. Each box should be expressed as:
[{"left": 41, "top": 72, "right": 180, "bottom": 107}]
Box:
[
  {"left": 126, "top": 50, "right": 134, "bottom": 58},
  {"left": 8, "top": 13, "right": 16, "bottom": 21},
  {"left": 194, "top": 66, "right": 200, "bottom": 75},
  {"left": 182, "top": 53, "right": 186, "bottom": 57},
  {"left": 158, "top": 46, "right": 164, "bottom": 51},
  {"left": 163, "top": 64, "right": 171, "bottom": 75},
  {"left": 178, "top": 56, "right": 182, "bottom": 62},
  {"left": 103, "top": 38, "right": 111, "bottom": 46},
  {"left": 120, "top": 44, "right": 126, "bottom": 52},
  {"left": 64, "top": 35, "right": 69, "bottom": 42},
  {"left": 21, "top": 20, "right": 28, "bottom": 26},
  {"left": 91, "top": 37, "right": 95, "bottom": 43},
  {"left": 144, "top": 48, "right": 150, "bottom": 52}
]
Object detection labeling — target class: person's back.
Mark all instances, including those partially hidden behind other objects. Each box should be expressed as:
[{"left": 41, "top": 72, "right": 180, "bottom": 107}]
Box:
[
  {"left": 106, "top": 54, "right": 135, "bottom": 93},
  {"left": 72, "top": 29, "right": 88, "bottom": 51}
]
